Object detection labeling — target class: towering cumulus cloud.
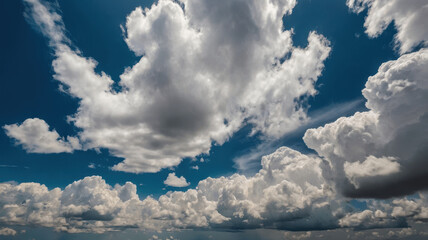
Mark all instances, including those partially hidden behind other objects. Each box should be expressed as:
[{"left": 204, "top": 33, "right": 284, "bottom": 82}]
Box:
[
  {"left": 303, "top": 1, "right": 428, "bottom": 198},
  {"left": 304, "top": 48, "right": 428, "bottom": 198},
  {"left": 4, "top": 0, "right": 330, "bottom": 173}
]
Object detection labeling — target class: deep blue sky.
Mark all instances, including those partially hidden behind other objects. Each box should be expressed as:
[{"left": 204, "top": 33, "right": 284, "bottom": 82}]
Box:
[{"left": 0, "top": 0, "right": 397, "bottom": 198}]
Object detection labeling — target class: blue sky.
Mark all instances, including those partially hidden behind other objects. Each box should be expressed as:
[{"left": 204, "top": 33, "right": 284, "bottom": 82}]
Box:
[{"left": 1, "top": 0, "right": 428, "bottom": 239}]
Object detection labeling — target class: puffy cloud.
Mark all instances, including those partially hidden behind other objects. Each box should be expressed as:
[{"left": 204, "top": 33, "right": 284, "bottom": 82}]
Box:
[
  {"left": 3, "top": 147, "right": 428, "bottom": 233},
  {"left": 11, "top": 0, "right": 331, "bottom": 173},
  {"left": 347, "top": 0, "right": 428, "bottom": 54},
  {"left": 0, "top": 147, "right": 345, "bottom": 233},
  {"left": 304, "top": 48, "right": 428, "bottom": 198},
  {"left": 0, "top": 227, "right": 17, "bottom": 236},
  {"left": 3, "top": 118, "right": 81, "bottom": 153},
  {"left": 164, "top": 173, "right": 190, "bottom": 187}
]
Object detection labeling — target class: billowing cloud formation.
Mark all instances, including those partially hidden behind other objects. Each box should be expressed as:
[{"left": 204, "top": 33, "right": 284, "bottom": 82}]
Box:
[
  {"left": 164, "top": 173, "right": 190, "bottom": 187},
  {"left": 2, "top": 147, "right": 428, "bottom": 233},
  {"left": 304, "top": 48, "right": 428, "bottom": 198},
  {"left": 9, "top": 0, "right": 331, "bottom": 173},
  {"left": 0, "top": 147, "right": 338, "bottom": 233},
  {"left": 347, "top": 0, "right": 428, "bottom": 54},
  {"left": 3, "top": 118, "right": 80, "bottom": 153}
]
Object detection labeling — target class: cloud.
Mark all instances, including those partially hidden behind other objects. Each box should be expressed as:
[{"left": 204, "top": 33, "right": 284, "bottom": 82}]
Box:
[
  {"left": 3, "top": 118, "right": 81, "bottom": 153},
  {"left": 0, "top": 227, "right": 17, "bottom": 236},
  {"left": 304, "top": 48, "right": 428, "bottom": 198},
  {"left": 3, "top": 147, "right": 428, "bottom": 233},
  {"left": 347, "top": 0, "right": 428, "bottom": 54},
  {"left": 233, "top": 98, "right": 364, "bottom": 173},
  {"left": 11, "top": 0, "right": 331, "bottom": 173},
  {"left": 344, "top": 156, "right": 400, "bottom": 188},
  {"left": 0, "top": 147, "right": 335, "bottom": 233},
  {"left": 164, "top": 173, "right": 190, "bottom": 187}
]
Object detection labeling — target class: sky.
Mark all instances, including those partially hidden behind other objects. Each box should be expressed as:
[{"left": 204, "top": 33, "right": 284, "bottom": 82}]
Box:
[{"left": 0, "top": 0, "right": 427, "bottom": 239}]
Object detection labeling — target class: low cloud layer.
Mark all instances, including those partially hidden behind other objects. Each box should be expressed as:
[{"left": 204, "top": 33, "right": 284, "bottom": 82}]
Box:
[
  {"left": 5, "top": 0, "right": 331, "bottom": 173},
  {"left": 1, "top": 147, "right": 427, "bottom": 233}
]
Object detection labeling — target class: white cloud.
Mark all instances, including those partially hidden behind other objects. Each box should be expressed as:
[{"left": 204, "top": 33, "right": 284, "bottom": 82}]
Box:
[
  {"left": 0, "top": 147, "right": 340, "bottom": 233},
  {"left": 304, "top": 48, "right": 428, "bottom": 198},
  {"left": 12, "top": 0, "right": 331, "bottom": 173},
  {"left": 3, "top": 118, "right": 81, "bottom": 153},
  {"left": 0, "top": 227, "right": 17, "bottom": 236},
  {"left": 191, "top": 165, "right": 199, "bottom": 170},
  {"left": 3, "top": 147, "right": 428, "bottom": 233},
  {"left": 164, "top": 173, "right": 190, "bottom": 187},
  {"left": 347, "top": 0, "right": 428, "bottom": 54}
]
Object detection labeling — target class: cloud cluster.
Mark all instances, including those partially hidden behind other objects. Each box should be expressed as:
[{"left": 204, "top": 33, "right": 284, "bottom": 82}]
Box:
[
  {"left": 347, "top": 0, "right": 428, "bottom": 54},
  {"left": 6, "top": 0, "right": 330, "bottom": 173},
  {"left": 3, "top": 118, "right": 80, "bottom": 153},
  {"left": 0, "top": 147, "right": 336, "bottom": 233},
  {"left": 2, "top": 147, "right": 428, "bottom": 233}
]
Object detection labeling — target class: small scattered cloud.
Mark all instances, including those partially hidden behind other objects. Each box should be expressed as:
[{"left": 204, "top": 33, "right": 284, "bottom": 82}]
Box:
[
  {"left": 164, "top": 173, "right": 190, "bottom": 187},
  {"left": 0, "top": 227, "right": 17, "bottom": 236},
  {"left": 3, "top": 118, "right": 80, "bottom": 154}
]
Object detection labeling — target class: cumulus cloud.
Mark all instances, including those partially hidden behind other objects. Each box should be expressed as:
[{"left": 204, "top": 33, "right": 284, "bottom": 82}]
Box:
[
  {"left": 10, "top": 0, "right": 331, "bottom": 173},
  {"left": 3, "top": 147, "right": 428, "bottom": 233},
  {"left": 164, "top": 173, "right": 190, "bottom": 187},
  {"left": 3, "top": 118, "right": 81, "bottom": 153},
  {"left": 0, "top": 227, "right": 17, "bottom": 236},
  {"left": 0, "top": 147, "right": 342, "bottom": 233},
  {"left": 304, "top": 48, "right": 428, "bottom": 198},
  {"left": 347, "top": 0, "right": 428, "bottom": 54}
]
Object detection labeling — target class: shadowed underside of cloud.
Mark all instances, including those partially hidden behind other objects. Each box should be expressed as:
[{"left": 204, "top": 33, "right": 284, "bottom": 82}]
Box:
[
  {"left": 1, "top": 147, "right": 426, "bottom": 234},
  {"left": 3, "top": 0, "right": 331, "bottom": 173}
]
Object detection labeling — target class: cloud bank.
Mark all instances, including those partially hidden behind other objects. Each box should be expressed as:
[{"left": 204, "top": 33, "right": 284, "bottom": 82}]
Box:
[{"left": 1, "top": 147, "right": 427, "bottom": 233}]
